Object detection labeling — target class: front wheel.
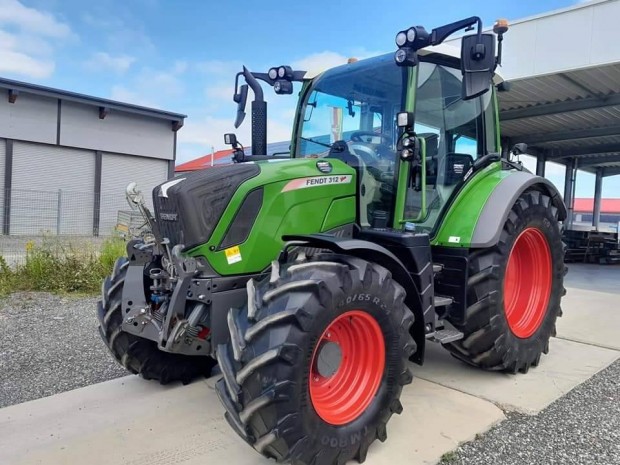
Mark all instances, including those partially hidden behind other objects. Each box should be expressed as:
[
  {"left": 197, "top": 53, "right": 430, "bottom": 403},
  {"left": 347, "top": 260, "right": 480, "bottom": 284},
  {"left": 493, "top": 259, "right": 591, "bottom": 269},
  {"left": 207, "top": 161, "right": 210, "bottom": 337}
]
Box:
[
  {"left": 445, "top": 190, "right": 566, "bottom": 373},
  {"left": 215, "top": 254, "right": 416, "bottom": 465}
]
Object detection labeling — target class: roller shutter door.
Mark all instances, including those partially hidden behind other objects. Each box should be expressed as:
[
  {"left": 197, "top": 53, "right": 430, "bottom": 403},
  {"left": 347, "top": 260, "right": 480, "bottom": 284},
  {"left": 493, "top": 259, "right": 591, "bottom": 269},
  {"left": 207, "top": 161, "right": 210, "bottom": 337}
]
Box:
[
  {"left": 99, "top": 153, "right": 168, "bottom": 235},
  {"left": 11, "top": 142, "right": 95, "bottom": 235}
]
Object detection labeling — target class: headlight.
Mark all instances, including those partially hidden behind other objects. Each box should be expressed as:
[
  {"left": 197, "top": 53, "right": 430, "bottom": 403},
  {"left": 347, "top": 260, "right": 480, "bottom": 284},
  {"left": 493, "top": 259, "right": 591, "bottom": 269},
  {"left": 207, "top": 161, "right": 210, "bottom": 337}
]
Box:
[
  {"left": 268, "top": 68, "right": 278, "bottom": 80},
  {"left": 395, "top": 31, "right": 407, "bottom": 47},
  {"left": 406, "top": 27, "right": 417, "bottom": 43},
  {"left": 394, "top": 49, "right": 407, "bottom": 64}
]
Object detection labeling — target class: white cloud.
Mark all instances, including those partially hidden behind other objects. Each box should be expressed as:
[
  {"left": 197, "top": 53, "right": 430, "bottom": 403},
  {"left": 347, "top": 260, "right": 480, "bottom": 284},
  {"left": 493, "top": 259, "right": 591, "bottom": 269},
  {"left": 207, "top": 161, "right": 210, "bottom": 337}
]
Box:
[
  {"left": 0, "top": 0, "right": 71, "bottom": 38},
  {"left": 0, "top": 0, "right": 71, "bottom": 79},
  {"left": 110, "top": 85, "right": 158, "bottom": 108},
  {"left": 0, "top": 49, "right": 54, "bottom": 78},
  {"left": 108, "top": 63, "right": 187, "bottom": 109},
  {"left": 292, "top": 48, "right": 385, "bottom": 75},
  {"left": 292, "top": 51, "right": 349, "bottom": 76},
  {"left": 196, "top": 59, "right": 243, "bottom": 77},
  {"left": 85, "top": 52, "right": 135, "bottom": 74}
]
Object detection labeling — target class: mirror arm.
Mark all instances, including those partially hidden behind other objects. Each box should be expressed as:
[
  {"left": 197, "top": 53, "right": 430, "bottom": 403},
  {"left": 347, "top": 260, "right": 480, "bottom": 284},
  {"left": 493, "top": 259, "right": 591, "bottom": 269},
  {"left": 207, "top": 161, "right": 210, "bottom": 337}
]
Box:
[
  {"left": 242, "top": 66, "right": 264, "bottom": 102},
  {"left": 430, "top": 16, "right": 481, "bottom": 46}
]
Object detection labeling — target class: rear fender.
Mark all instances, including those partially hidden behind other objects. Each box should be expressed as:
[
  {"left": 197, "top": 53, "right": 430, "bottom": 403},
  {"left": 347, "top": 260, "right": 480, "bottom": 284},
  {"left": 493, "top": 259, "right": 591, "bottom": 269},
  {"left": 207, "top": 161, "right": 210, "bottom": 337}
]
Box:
[
  {"left": 470, "top": 171, "right": 567, "bottom": 247},
  {"left": 433, "top": 166, "right": 566, "bottom": 248},
  {"left": 282, "top": 234, "right": 428, "bottom": 364}
]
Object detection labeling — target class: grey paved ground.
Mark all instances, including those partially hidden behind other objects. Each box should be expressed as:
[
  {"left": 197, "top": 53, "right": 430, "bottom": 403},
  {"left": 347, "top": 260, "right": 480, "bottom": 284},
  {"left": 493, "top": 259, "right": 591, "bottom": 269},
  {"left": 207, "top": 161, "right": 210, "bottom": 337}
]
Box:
[
  {"left": 0, "top": 264, "right": 618, "bottom": 464},
  {"left": 439, "top": 359, "right": 620, "bottom": 465},
  {"left": 0, "top": 292, "right": 126, "bottom": 408},
  {"left": 565, "top": 262, "right": 620, "bottom": 294}
]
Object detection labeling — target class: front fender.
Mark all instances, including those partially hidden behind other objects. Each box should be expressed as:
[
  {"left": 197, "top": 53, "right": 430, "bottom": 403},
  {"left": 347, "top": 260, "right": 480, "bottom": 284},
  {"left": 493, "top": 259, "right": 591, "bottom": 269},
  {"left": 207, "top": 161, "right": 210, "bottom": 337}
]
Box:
[{"left": 282, "top": 234, "right": 428, "bottom": 365}]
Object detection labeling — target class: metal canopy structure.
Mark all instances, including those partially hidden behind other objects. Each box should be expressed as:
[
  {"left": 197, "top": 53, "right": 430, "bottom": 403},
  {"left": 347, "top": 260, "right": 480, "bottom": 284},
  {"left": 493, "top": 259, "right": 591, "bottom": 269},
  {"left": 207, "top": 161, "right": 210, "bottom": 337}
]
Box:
[{"left": 489, "top": 0, "right": 620, "bottom": 230}]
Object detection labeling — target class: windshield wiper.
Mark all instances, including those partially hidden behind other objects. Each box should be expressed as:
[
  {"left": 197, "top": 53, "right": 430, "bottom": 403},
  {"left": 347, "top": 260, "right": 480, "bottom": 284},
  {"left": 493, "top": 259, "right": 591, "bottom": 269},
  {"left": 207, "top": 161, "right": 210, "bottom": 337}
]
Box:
[{"left": 300, "top": 136, "right": 332, "bottom": 149}]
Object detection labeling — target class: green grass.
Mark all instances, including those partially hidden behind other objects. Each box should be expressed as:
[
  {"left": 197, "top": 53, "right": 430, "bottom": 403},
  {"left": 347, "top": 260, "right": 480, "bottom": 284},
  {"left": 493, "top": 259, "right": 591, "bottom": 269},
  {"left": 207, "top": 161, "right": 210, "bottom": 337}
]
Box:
[
  {"left": 440, "top": 451, "right": 458, "bottom": 463},
  {"left": 0, "top": 237, "right": 127, "bottom": 296}
]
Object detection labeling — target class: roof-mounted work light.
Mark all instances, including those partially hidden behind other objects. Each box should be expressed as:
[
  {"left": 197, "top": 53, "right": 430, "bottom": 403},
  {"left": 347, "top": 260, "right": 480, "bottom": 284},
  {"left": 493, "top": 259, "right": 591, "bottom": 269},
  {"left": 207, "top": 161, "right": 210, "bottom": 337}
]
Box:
[
  {"left": 268, "top": 65, "right": 296, "bottom": 94},
  {"left": 394, "top": 25, "right": 430, "bottom": 66}
]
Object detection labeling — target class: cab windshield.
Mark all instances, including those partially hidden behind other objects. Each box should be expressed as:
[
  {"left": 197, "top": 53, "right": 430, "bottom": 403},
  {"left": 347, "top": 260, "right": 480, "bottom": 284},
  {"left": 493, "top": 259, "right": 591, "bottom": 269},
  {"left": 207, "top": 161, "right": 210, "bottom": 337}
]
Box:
[{"left": 295, "top": 54, "right": 406, "bottom": 227}]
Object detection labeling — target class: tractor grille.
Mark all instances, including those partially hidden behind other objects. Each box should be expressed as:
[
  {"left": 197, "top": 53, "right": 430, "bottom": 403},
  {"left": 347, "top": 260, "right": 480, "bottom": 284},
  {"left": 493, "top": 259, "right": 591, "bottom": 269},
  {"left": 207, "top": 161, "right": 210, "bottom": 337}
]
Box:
[
  {"left": 152, "top": 163, "right": 261, "bottom": 250},
  {"left": 152, "top": 193, "right": 183, "bottom": 247}
]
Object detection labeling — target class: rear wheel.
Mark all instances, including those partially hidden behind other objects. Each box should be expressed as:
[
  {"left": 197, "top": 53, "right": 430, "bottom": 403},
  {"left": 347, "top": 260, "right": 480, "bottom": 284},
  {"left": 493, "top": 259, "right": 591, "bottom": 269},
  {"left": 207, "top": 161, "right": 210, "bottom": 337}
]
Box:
[
  {"left": 445, "top": 190, "right": 565, "bottom": 373},
  {"left": 215, "top": 254, "right": 416, "bottom": 465},
  {"left": 97, "top": 257, "right": 216, "bottom": 384}
]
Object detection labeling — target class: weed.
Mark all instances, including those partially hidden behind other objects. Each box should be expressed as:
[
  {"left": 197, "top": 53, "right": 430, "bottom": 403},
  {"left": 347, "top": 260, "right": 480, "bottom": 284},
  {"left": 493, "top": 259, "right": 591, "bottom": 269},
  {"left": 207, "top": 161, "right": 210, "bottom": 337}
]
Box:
[
  {"left": 441, "top": 451, "right": 458, "bottom": 463},
  {"left": 0, "top": 237, "right": 127, "bottom": 296}
]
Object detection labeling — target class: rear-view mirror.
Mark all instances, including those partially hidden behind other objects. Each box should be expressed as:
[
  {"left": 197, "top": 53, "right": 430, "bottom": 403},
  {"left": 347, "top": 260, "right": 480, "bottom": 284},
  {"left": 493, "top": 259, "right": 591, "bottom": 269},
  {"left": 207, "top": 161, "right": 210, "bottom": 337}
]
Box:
[
  {"left": 461, "top": 33, "right": 495, "bottom": 100},
  {"left": 234, "top": 84, "right": 248, "bottom": 128}
]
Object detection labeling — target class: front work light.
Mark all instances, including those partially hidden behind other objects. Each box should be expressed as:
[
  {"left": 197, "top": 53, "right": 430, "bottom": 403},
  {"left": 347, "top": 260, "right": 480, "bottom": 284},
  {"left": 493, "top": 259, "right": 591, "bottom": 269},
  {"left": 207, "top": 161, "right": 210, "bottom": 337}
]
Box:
[
  {"left": 274, "top": 80, "right": 293, "bottom": 95},
  {"left": 397, "top": 112, "right": 414, "bottom": 128}
]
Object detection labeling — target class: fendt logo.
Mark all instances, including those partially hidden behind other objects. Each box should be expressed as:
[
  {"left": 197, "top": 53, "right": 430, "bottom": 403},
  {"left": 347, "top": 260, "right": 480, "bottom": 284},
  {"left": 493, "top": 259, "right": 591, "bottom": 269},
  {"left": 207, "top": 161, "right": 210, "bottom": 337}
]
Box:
[
  {"left": 281, "top": 175, "right": 353, "bottom": 192},
  {"left": 159, "top": 212, "right": 178, "bottom": 221}
]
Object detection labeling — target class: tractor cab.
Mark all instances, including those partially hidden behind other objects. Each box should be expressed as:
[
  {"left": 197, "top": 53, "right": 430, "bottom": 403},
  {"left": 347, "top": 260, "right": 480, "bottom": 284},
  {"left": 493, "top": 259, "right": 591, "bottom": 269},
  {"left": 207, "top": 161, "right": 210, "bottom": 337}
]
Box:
[{"left": 290, "top": 48, "right": 501, "bottom": 233}]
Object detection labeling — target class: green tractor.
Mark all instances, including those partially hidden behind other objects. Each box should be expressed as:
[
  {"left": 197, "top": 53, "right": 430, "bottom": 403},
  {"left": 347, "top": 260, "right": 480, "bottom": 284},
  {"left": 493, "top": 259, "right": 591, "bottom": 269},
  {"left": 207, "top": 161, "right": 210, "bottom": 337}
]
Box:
[{"left": 98, "top": 16, "right": 566, "bottom": 465}]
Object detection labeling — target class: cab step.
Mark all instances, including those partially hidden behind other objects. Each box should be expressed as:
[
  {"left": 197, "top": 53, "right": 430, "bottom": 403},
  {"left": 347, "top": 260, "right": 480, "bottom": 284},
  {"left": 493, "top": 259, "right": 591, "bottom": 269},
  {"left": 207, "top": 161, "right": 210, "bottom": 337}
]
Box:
[
  {"left": 428, "top": 320, "right": 464, "bottom": 344},
  {"left": 433, "top": 295, "right": 453, "bottom": 307}
]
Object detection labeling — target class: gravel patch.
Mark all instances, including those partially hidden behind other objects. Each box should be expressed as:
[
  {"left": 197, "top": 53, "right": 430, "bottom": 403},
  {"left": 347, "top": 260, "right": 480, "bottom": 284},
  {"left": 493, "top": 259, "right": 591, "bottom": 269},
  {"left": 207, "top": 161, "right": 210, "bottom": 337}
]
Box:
[
  {"left": 0, "top": 292, "right": 127, "bottom": 408},
  {"left": 439, "top": 359, "right": 620, "bottom": 465}
]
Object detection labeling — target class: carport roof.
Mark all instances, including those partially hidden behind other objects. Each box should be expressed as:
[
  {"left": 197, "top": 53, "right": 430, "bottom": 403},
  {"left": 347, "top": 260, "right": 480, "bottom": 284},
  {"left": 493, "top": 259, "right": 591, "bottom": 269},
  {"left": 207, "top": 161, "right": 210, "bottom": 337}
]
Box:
[
  {"left": 493, "top": 0, "right": 620, "bottom": 178},
  {"left": 499, "top": 62, "right": 620, "bottom": 177}
]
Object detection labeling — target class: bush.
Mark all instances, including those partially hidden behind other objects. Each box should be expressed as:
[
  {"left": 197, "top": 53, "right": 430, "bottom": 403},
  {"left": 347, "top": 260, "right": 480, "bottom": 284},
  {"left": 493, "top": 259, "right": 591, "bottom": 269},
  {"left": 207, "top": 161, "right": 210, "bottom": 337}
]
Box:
[{"left": 0, "top": 238, "right": 127, "bottom": 296}]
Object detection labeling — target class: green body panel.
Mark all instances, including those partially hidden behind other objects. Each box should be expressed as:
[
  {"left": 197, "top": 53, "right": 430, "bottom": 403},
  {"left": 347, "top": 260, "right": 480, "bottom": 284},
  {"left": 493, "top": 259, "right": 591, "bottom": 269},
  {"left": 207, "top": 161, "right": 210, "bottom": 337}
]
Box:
[
  {"left": 186, "top": 158, "right": 356, "bottom": 275},
  {"left": 431, "top": 162, "right": 512, "bottom": 247},
  {"left": 321, "top": 197, "right": 357, "bottom": 231}
]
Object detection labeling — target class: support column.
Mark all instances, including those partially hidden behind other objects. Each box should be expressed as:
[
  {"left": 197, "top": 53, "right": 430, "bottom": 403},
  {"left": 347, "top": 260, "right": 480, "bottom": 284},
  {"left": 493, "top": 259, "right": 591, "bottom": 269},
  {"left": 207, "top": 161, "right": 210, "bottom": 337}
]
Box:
[
  {"left": 593, "top": 167, "right": 603, "bottom": 231},
  {"left": 536, "top": 152, "right": 546, "bottom": 177},
  {"left": 3, "top": 139, "right": 13, "bottom": 235},
  {"left": 93, "top": 151, "right": 102, "bottom": 237},
  {"left": 563, "top": 158, "right": 577, "bottom": 229}
]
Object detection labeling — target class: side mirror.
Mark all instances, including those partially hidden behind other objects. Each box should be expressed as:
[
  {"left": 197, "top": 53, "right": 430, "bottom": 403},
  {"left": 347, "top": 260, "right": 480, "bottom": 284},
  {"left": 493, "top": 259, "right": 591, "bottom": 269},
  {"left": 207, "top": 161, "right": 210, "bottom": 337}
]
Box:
[
  {"left": 233, "top": 84, "right": 248, "bottom": 128},
  {"left": 461, "top": 33, "right": 495, "bottom": 100},
  {"left": 224, "top": 133, "right": 237, "bottom": 146},
  {"left": 511, "top": 143, "right": 528, "bottom": 155}
]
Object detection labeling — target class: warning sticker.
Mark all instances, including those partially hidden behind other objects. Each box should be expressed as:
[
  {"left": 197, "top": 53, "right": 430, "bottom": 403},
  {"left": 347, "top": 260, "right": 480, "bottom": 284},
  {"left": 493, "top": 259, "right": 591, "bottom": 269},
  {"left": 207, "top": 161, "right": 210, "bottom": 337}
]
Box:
[
  {"left": 281, "top": 175, "right": 353, "bottom": 192},
  {"left": 224, "top": 245, "right": 242, "bottom": 264},
  {"left": 448, "top": 236, "right": 461, "bottom": 244}
]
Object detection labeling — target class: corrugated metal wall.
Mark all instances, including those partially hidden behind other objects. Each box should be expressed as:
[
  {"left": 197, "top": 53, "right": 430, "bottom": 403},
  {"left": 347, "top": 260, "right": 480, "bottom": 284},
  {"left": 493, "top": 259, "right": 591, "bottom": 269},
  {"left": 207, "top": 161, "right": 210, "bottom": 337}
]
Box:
[
  {"left": 60, "top": 102, "right": 174, "bottom": 160},
  {"left": 10, "top": 142, "right": 95, "bottom": 235},
  {"left": 0, "top": 92, "right": 58, "bottom": 144},
  {"left": 99, "top": 153, "right": 168, "bottom": 235}
]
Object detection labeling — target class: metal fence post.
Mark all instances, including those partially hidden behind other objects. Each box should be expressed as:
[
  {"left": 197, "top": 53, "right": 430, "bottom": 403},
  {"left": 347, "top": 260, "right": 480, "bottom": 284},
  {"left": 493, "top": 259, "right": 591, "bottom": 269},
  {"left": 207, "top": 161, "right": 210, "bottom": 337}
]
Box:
[{"left": 56, "top": 189, "right": 62, "bottom": 235}]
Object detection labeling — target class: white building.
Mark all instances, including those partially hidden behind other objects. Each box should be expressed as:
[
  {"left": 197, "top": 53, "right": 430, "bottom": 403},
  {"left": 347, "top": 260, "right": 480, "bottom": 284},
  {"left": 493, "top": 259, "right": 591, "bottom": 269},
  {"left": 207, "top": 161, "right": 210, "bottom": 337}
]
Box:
[{"left": 0, "top": 78, "right": 185, "bottom": 236}]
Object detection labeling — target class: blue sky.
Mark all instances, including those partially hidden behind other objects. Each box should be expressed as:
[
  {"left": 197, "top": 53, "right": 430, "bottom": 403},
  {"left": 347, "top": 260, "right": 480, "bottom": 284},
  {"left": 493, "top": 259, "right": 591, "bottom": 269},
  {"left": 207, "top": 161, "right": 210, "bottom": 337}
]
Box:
[{"left": 1, "top": 0, "right": 614, "bottom": 197}]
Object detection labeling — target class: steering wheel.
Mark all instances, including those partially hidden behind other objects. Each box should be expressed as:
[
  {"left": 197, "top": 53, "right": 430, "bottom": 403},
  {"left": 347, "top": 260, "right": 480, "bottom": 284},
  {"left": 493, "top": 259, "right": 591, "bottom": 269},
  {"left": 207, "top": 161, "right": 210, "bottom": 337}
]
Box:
[{"left": 350, "top": 131, "right": 392, "bottom": 143}]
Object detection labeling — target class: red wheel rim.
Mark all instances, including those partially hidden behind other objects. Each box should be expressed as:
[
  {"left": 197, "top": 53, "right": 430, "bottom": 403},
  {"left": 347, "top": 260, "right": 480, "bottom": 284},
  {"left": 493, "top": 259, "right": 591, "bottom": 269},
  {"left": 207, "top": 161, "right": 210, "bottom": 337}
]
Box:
[
  {"left": 309, "top": 310, "right": 385, "bottom": 425},
  {"left": 503, "top": 227, "right": 552, "bottom": 338}
]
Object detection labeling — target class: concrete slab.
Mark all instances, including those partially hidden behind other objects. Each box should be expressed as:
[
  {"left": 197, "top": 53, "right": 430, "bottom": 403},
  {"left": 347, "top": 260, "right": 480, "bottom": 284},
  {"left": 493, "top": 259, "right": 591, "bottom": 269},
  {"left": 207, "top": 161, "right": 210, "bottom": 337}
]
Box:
[
  {"left": 557, "top": 287, "right": 620, "bottom": 350},
  {"left": 0, "top": 375, "right": 503, "bottom": 465},
  {"left": 415, "top": 338, "right": 619, "bottom": 415}
]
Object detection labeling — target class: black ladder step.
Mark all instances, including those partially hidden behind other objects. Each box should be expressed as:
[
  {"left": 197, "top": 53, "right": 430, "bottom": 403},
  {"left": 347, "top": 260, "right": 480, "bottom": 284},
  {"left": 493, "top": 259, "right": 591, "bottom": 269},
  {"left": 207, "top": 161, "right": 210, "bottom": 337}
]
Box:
[
  {"left": 428, "top": 320, "right": 464, "bottom": 344},
  {"left": 433, "top": 295, "right": 453, "bottom": 307}
]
